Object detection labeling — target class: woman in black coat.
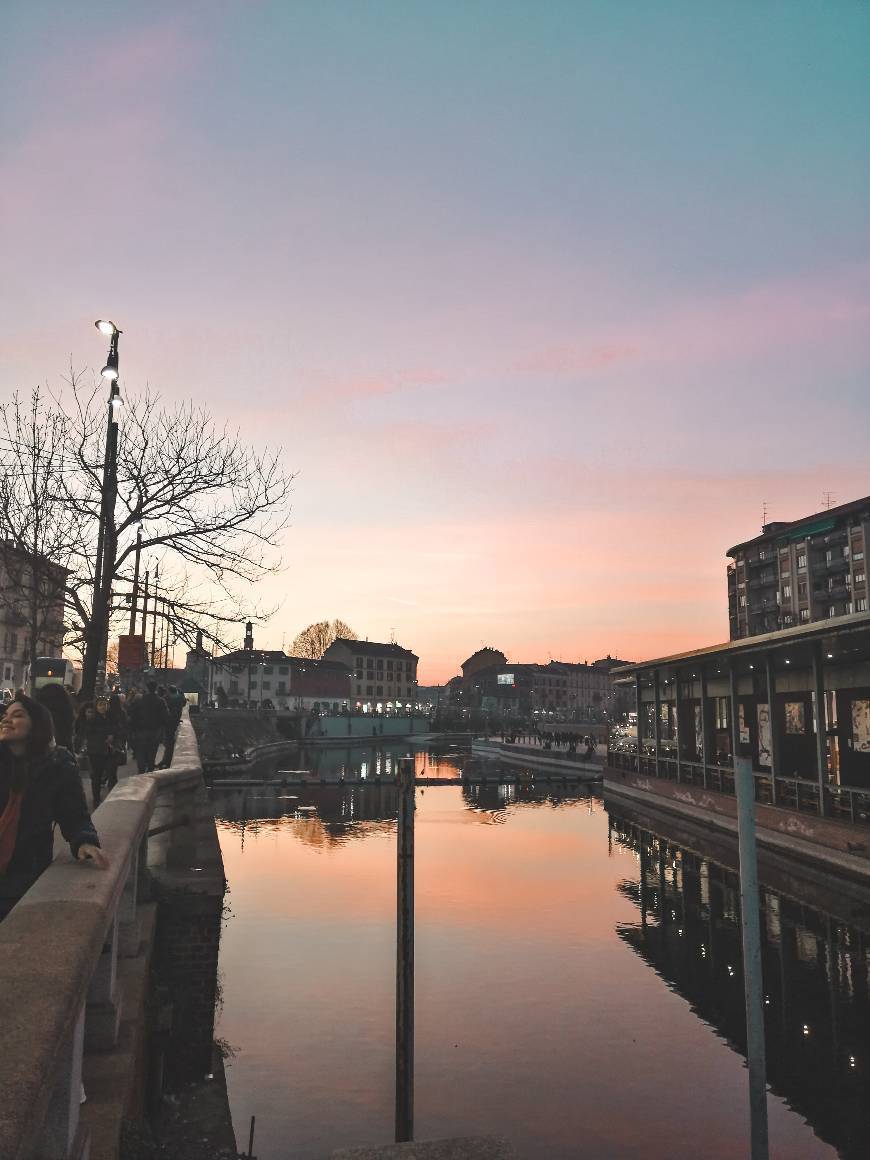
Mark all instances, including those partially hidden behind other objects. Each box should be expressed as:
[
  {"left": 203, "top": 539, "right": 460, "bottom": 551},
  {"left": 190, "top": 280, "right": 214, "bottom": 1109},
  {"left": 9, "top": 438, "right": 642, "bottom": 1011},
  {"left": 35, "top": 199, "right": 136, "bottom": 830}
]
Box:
[{"left": 0, "top": 695, "right": 108, "bottom": 921}]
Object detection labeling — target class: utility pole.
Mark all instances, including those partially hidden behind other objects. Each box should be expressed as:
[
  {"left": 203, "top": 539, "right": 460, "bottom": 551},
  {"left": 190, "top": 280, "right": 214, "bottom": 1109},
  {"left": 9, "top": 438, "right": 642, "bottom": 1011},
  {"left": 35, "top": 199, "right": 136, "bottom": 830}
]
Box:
[
  {"left": 128, "top": 524, "right": 143, "bottom": 634},
  {"left": 150, "top": 564, "right": 159, "bottom": 668}
]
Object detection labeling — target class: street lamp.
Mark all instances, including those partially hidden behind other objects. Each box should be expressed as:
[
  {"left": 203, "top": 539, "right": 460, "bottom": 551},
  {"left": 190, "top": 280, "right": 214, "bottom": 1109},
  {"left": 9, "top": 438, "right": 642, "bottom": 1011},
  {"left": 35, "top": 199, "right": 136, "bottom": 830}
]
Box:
[{"left": 81, "top": 320, "right": 122, "bottom": 698}]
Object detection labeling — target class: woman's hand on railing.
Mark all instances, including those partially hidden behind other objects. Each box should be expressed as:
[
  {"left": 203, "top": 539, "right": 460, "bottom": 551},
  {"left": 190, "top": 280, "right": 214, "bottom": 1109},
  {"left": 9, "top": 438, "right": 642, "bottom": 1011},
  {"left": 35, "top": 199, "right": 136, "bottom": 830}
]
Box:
[{"left": 77, "top": 844, "right": 110, "bottom": 869}]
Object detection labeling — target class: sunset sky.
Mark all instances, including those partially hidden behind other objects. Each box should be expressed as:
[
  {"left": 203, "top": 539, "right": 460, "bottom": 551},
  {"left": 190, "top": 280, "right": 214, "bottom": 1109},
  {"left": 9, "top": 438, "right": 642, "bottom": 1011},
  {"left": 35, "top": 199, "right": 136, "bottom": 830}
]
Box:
[{"left": 3, "top": 1, "right": 869, "bottom": 682}]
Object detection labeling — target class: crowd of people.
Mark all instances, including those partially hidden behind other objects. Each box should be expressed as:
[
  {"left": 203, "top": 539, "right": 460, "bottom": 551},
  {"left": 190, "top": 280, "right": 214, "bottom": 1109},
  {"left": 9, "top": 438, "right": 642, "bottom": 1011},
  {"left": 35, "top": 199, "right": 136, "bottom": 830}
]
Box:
[
  {"left": 494, "top": 728, "right": 600, "bottom": 759},
  {"left": 0, "top": 680, "right": 188, "bottom": 923}
]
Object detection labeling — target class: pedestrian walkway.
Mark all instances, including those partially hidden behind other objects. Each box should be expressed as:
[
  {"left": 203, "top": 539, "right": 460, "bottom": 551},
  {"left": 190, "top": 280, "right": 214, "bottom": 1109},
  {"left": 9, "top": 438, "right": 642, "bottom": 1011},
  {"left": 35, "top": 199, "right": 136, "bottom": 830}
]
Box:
[{"left": 79, "top": 741, "right": 168, "bottom": 812}]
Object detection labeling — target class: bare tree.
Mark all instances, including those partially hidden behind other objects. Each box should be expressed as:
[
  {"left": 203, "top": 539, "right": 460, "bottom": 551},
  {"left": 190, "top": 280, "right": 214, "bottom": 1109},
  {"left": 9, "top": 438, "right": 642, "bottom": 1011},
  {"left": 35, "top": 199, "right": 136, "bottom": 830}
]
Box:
[
  {"left": 5, "top": 376, "right": 294, "bottom": 695},
  {"left": 0, "top": 389, "right": 85, "bottom": 677},
  {"left": 291, "top": 619, "right": 357, "bottom": 659}
]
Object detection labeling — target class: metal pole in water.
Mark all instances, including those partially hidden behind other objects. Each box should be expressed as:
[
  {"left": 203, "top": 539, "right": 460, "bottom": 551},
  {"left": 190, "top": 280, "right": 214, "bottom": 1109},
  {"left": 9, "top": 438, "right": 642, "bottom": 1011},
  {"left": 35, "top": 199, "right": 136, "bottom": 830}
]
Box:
[
  {"left": 395, "top": 756, "right": 415, "bottom": 1142},
  {"left": 734, "top": 753, "right": 769, "bottom": 1160}
]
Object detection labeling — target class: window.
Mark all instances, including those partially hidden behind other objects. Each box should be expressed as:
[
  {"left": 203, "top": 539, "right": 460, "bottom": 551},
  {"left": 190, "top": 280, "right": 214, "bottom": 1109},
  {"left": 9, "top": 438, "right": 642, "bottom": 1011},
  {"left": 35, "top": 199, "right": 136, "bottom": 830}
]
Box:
[
  {"left": 798, "top": 580, "right": 808, "bottom": 599},
  {"left": 387, "top": 660, "right": 393, "bottom": 671},
  {"left": 846, "top": 602, "right": 854, "bottom": 614},
  {"left": 797, "top": 554, "right": 807, "bottom": 570},
  {"left": 262, "top": 681, "right": 271, "bottom": 690},
  {"left": 356, "top": 657, "right": 363, "bottom": 667},
  {"left": 277, "top": 682, "right": 286, "bottom": 694},
  {"left": 366, "top": 685, "right": 373, "bottom": 696},
  {"left": 780, "top": 569, "right": 790, "bottom": 580},
  {"left": 376, "top": 659, "right": 383, "bottom": 670},
  {"left": 855, "top": 551, "right": 865, "bottom": 562},
  {"left": 782, "top": 613, "right": 793, "bottom": 625},
  {"left": 800, "top": 608, "right": 810, "bottom": 622},
  {"left": 250, "top": 680, "right": 258, "bottom": 689},
  {"left": 855, "top": 572, "right": 866, "bottom": 585},
  {"left": 715, "top": 697, "right": 729, "bottom": 731},
  {"left": 376, "top": 685, "right": 383, "bottom": 696},
  {"left": 279, "top": 666, "right": 288, "bottom": 675},
  {"left": 858, "top": 597, "right": 868, "bottom": 612},
  {"left": 355, "top": 669, "right": 363, "bottom": 679},
  {"left": 263, "top": 666, "right": 273, "bottom": 674},
  {"left": 828, "top": 606, "right": 837, "bottom": 618},
  {"left": 826, "top": 549, "right": 834, "bottom": 564},
  {"left": 782, "top": 584, "right": 791, "bottom": 599}
]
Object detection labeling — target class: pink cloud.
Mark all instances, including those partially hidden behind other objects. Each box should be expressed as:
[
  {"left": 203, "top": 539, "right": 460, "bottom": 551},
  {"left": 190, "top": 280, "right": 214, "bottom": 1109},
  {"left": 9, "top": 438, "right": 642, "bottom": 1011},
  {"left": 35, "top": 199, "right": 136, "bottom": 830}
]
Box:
[{"left": 509, "top": 263, "right": 870, "bottom": 381}]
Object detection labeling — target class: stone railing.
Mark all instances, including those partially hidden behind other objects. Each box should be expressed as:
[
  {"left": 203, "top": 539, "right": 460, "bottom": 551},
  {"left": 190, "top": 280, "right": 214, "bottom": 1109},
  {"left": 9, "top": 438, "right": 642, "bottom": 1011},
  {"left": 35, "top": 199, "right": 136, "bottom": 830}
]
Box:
[{"left": 0, "top": 713, "right": 205, "bottom": 1160}]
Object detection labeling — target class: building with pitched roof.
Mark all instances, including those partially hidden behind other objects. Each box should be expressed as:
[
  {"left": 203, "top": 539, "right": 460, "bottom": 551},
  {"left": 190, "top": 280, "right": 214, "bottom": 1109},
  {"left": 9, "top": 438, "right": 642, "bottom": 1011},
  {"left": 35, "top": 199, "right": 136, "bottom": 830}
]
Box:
[{"left": 322, "top": 638, "right": 418, "bottom": 712}]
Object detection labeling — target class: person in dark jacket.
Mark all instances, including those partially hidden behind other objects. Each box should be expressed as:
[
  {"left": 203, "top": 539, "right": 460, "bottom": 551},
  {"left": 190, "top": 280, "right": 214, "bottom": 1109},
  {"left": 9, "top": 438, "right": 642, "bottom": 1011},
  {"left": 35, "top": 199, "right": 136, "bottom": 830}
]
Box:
[
  {"left": 157, "top": 685, "right": 187, "bottom": 769},
  {"left": 80, "top": 699, "right": 118, "bottom": 805},
  {"left": 128, "top": 681, "right": 169, "bottom": 773},
  {"left": 34, "top": 683, "right": 77, "bottom": 751},
  {"left": 0, "top": 695, "right": 108, "bottom": 921}
]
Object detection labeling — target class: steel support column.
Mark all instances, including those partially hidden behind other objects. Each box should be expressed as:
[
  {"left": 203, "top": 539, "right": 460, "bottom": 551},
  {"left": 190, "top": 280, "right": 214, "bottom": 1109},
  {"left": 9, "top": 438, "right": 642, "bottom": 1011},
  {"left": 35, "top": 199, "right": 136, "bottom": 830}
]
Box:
[
  {"left": 811, "top": 641, "right": 829, "bottom": 817},
  {"left": 700, "top": 669, "right": 710, "bottom": 789},
  {"left": 635, "top": 673, "right": 643, "bottom": 773},
  {"left": 764, "top": 656, "right": 778, "bottom": 806}
]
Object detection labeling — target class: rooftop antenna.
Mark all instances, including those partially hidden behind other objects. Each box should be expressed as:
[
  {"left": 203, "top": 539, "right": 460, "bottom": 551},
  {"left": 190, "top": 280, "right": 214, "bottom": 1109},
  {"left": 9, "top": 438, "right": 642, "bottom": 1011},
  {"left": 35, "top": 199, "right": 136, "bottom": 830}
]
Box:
[
  {"left": 389, "top": 626, "right": 396, "bottom": 644},
  {"left": 761, "top": 500, "right": 768, "bottom": 531},
  {"left": 823, "top": 491, "right": 836, "bottom": 510}
]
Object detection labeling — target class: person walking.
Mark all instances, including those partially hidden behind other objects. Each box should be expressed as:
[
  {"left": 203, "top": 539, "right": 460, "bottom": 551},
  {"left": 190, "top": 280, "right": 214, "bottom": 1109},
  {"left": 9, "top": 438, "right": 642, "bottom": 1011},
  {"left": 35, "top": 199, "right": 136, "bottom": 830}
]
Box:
[
  {"left": 81, "top": 698, "right": 116, "bottom": 805},
  {"left": 157, "top": 685, "right": 187, "bottom": 769},
  {"left": 128, "top": 681, "right": 169, "bottom": 774},
  {"left": 0, "top": 695, "right": 108, "bottom": 921}
]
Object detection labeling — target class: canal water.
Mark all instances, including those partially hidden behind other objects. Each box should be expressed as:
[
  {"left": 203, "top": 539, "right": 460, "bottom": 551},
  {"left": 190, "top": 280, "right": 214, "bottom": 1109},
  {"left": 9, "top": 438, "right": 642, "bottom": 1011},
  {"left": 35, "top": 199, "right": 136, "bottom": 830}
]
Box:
[{"left": 212, "top": 741, "right": 869, "bottom": 1158}]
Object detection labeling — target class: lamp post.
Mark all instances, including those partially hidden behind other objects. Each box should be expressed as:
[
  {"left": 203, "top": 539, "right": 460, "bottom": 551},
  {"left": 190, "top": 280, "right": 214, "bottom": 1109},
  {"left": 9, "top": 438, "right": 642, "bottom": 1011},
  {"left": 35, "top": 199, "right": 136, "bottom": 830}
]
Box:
[{"left": 81, "top": 320, "right": 122, "bottom": 699}]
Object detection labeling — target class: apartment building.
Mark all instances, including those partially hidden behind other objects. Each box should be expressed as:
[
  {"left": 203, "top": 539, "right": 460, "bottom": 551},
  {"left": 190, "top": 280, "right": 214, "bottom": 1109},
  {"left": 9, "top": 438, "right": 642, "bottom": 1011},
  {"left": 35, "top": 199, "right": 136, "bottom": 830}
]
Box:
[
  {"left": 322, "top": 638, "right": 418, "bottom": 712},
  {"left": 727, "top": 496, "right": 870, "bottom": 640},
  {"left": 0, "top": 542, "right": 67, "bottom": 688}
]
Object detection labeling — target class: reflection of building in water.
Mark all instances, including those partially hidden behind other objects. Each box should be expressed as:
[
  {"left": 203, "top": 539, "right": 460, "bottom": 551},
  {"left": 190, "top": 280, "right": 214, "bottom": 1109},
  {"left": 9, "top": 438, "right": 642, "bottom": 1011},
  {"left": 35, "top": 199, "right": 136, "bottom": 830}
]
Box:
[
  {"left": 213, "top": 782, "right": 400, "bottom": 844},
  {"left": 461, "top": 781, "right": 596, "bottom": 814},
  {"left": 609, "top": 805, "right": 870, "bottom": 1158}
]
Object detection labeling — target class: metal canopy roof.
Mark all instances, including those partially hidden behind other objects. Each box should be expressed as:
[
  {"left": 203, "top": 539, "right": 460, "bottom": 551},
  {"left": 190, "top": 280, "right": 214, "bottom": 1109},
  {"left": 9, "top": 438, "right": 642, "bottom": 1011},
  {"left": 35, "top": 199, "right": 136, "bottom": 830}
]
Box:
[{"left": 612, "top": 611, "right": 870, "bottom": 679}]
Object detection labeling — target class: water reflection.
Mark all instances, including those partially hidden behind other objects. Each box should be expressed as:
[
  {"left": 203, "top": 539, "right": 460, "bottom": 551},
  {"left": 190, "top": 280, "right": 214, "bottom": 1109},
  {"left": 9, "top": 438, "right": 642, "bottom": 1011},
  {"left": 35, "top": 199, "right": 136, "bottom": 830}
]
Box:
[
  {"left": 213, "top": 745, "right": 830, "bottom": 1159},
  {"left": 226, "top": 739, "right": 470, "bottom": 785},
  {"left": 212, "top": 772, "right": 598, "bottom": 845},
  {"left": 609, "top": 807, "right": 870, "bottom": 1159}
]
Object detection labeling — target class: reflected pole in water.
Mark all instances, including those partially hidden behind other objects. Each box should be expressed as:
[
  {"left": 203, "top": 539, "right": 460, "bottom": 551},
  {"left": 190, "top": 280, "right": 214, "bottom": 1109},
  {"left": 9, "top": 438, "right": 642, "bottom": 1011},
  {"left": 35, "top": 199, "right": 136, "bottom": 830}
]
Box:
[
  {"left": 734, "top": 753, "right": 769, "bottom": 1160},
  {"left": 396, "top": 756, "right": 415, "bottom": 1142}
]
